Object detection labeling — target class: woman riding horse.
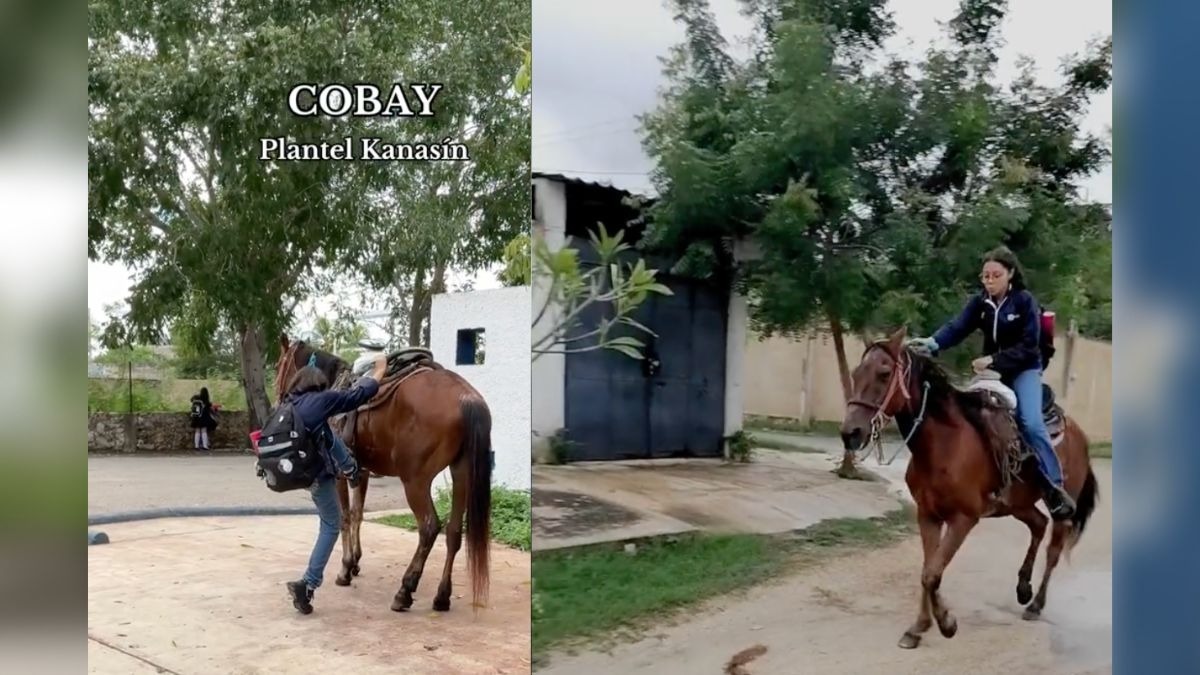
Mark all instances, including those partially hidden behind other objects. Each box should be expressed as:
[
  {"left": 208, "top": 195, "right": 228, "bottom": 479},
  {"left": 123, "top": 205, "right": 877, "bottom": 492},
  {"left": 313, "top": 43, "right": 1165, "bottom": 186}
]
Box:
[{"left": 908, "top": 246, "right": 1075, "bottom": 520}]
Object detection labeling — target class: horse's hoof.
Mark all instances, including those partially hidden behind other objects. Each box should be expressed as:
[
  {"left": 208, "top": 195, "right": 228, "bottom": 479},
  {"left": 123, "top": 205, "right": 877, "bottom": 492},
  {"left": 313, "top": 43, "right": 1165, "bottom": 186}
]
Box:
[
  {"left": 898, "top": 632, "right": 921, "bottom": 649},
  {"left": 391, "top": 594, "right": 414, "bottom": 612},
  {"left": 432, "top": 597, "right": 451, "bottom": 612},
  {"left": 1022, "top": 606, "right": 1041, "bottom": 621},
  {"left": 1016, "top": 581, "right": 1033, "bottom": 605},
  {"left": 351, "top": 565, "right": 361, "bottom": 577},
  {"left": 937, "top": 614, "right": 957, "bottom": 638},
  {"left": 334, "top": 575, "right": 352, "bottom": 587}
]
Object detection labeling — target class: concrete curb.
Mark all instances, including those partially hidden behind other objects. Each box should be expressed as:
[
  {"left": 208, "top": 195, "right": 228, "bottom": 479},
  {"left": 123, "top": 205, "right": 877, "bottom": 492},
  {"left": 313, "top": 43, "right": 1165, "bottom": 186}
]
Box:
[{"left": 87, "top": 505, "right": 318, "bottom": 526}]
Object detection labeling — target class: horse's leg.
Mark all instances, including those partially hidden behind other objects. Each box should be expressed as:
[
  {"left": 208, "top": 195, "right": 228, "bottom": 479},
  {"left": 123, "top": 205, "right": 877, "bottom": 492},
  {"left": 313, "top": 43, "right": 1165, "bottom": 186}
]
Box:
[
  {"left": 924, "top": 512, "right": 978, "bottom": 639},
  {"left": 1023, "top": 520, "right": 1068, "bottom": 620},
  {"left": 432, "top": 458, "right": 469, "bottom": 611},
  {"left": 334, "top": 477, "right": 355, "bottom": 587},
  {"left": 391, "top": 477, "right": 442, "bottom": 612},
  {"left": 899, "top": 510, "right": 941, "bottom": 649},
  {"left": 349, "top": 473, "right": 370, "bottom": 576},
  {"left": 1012, "top": 505, "right": 1047, "bottom": 605}
]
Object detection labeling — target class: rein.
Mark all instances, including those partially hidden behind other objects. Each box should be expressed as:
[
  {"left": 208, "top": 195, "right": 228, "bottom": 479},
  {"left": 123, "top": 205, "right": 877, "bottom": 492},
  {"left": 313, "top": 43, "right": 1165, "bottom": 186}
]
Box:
[{"left": 847, "top": 346, "right": 931, "bottom": 466}]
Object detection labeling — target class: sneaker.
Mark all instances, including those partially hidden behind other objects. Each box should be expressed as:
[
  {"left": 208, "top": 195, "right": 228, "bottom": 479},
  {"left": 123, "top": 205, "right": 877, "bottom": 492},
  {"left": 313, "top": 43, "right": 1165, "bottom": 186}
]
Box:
[
  {"left": 1043, "top": 483, "right": 1076, "bottom": 521},
  {"left": 286, "top": 580, "right": 314, "bottom": 614}
]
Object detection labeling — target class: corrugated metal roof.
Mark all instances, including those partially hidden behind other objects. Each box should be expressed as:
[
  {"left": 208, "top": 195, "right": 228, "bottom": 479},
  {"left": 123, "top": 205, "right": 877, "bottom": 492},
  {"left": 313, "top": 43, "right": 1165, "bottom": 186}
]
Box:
[{"left": 532, "top": 171, "right": 641, "bottom": 198}]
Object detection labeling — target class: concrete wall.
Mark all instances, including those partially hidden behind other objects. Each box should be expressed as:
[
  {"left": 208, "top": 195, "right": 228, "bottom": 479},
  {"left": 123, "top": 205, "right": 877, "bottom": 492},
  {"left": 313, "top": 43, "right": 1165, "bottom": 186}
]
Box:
[
  {"left": 743, "top": 330, "right": 1113, "bottom": 441},
  {"left": 531, "top": 177, "right": 567, "bottom": 460},
  {"left": 431, "top": 286, "right": 532, "bottom": 490},
  {"left": 88, "top": 411, "right": 252, "bottom": 452}
]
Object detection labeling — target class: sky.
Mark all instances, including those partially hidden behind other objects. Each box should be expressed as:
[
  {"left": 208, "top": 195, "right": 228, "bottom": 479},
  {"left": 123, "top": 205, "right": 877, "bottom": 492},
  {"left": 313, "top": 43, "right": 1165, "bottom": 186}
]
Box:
[{"left": 532, "top": 0, "right": 1113, "bottom": 201}]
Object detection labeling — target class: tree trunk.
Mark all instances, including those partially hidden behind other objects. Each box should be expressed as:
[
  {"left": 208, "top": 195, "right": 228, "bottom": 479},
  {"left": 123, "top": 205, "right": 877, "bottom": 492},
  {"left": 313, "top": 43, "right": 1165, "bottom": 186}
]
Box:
[
  {"left": 408, "top": 265, "right": 428, "bottom": 347},
  {"left": 424, "top": 260, "right": 447, "bottom": 347},
  {"left": 829, "top": 313, "right": 852, "bottom": 401},
  {"left": 238, "top": 322, "right": 272, "bottom": 430},
  {"left": 828, "top": 313, "right": 860, "bottom": 479}
]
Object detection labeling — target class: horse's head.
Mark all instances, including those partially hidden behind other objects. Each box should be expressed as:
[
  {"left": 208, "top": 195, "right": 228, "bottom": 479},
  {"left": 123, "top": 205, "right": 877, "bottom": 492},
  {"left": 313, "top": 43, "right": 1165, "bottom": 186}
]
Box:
[
  {"left": 841, "top": 326, "right": 915, "bottom": 451},
  {"left": 274, "top": 334, "right": 351, "bottom": 402}
]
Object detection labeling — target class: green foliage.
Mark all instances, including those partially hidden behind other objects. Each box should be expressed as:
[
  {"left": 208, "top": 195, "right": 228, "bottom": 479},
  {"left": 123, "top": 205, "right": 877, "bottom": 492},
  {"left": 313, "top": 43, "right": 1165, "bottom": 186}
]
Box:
[
  {"left": 499, "top": 232, "right": 532, "bottom": 286},
  {"left": 545, "top": 428, "right": 576, "bottom": 465},
  {"left": 375, "top": 486, "right": 531, "bottom": 552},
  {"left": 532, "top": 224, "right": 673, "bottom": 361},
  {"left": 725, "top": 430, "right": 756, "bottom": 463},
  {"left": 641, "top": 0, "right": 1112, "bottom": 346},
  {"left": 87, "top": 380, "right": 168, "bottom": 413},
  {"left": 88, "top": 378, "right": 246, "bottom": 412}
]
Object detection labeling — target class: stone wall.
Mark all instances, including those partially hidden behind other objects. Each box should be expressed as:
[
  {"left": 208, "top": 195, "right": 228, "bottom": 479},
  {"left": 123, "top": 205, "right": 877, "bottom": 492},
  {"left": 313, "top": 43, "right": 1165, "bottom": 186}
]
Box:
[{"left": 88, "top": 411, "right": 252, "bottom": 452}]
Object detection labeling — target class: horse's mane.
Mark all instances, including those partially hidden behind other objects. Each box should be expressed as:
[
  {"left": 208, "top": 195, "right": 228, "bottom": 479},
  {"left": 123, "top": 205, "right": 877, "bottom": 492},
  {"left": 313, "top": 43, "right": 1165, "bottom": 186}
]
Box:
[{"left": 865, "top": 342, "right": 993, "bottom": 442}]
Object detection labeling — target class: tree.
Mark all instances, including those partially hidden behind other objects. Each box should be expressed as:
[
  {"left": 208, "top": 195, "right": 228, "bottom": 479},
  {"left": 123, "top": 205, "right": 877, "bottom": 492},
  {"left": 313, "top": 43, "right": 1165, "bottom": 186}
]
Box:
[
  {"left": 89, "top": 1, "right": 471, "bottom": 426},
  {"left": 346, "top": 0, "right": 531, "bottom": 347},
  {"left": 641, "top": 0, "right": 1112, "bottom": 393}
]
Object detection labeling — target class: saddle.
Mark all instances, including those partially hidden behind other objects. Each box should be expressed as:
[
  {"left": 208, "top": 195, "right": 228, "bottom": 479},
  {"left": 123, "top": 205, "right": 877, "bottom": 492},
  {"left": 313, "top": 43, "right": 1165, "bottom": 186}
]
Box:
[
  {"left": 964, "top": 373, "right": 1067, "bottom": 515},
  {"left": 964, "top": 374, "right": 1066, "bottom": 444},
  {"left": 332, "top": 346, "right": 438, "bottom": 448}
]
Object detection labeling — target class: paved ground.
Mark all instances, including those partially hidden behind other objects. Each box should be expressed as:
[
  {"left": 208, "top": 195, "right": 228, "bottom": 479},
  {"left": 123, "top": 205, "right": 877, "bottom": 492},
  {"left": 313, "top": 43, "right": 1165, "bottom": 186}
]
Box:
[
  {"left": 538, "top": 457, "right": 1113, "bottom": 675},
  {"left": 532, "top": 450, "right": 899, "bottom": 550},
  {"left": 88, "top": 454, "right": 410, "bottom": 514},
  {"left": 88, "top": 515, "right": 532, "bottom": 674}
]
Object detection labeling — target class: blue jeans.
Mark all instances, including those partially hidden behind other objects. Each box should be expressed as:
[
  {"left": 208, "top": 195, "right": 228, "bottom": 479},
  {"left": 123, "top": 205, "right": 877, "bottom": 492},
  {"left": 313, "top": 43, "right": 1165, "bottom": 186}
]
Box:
[
  {"left": 325, "top": 432, "right": 358, "bottom": 476},
  {"left": 302, "top": 475, "right": 342, "bottom": 589},
  {"left": 1010, "top": 369, "right": 1064, "bottom": 486}
]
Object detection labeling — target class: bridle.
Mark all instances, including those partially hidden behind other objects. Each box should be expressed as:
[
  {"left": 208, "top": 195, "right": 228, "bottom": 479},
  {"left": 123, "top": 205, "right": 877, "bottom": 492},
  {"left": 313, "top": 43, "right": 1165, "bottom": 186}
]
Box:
[{"left": 846, "top": 345, "right": 930, "bottom": 465}]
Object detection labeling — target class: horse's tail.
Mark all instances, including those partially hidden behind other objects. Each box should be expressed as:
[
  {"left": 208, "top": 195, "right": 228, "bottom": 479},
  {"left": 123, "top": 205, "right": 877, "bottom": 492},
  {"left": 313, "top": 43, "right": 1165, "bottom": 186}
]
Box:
[
  {"left": 1067, "top": 466, "right": 1099, "bottom": 555},
  {"left": 460, "top": 395, "right": 492, "bottom": 610}
]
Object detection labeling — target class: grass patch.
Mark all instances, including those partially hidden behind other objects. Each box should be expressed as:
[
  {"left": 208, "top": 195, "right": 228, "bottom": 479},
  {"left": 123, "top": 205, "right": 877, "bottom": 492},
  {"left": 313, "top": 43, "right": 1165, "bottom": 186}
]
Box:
[
  {"left": 753, "top": 437, "right": 827, "bottom": 453},
  {"left": 744, "top": 415, "right": 901, "bottom": 439},
  {"left": 532, "top": 508, "right": 913, "bottom": 662},
  {"left": 374, "top": 486, "right": 531, "bottom": 551},
  {"left": 1089, "top": 442, "right": 1112, "bottom": 458}
]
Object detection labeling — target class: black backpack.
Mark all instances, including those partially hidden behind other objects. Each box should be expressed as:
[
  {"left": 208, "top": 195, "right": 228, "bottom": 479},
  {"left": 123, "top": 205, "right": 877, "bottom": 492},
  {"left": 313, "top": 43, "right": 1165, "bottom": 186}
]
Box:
[
  {"left": 190, "top": 399, "right": 204, "bottom": 420},
  {"left": 254, "top": 400, "right": 323, "bottom": 492}
]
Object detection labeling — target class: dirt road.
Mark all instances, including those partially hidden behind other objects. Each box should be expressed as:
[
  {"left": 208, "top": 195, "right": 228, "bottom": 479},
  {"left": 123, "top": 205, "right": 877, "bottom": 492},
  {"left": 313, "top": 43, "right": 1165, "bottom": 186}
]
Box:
[{"left": 539, "top": 461, "right": 1112, "bottom": 675}]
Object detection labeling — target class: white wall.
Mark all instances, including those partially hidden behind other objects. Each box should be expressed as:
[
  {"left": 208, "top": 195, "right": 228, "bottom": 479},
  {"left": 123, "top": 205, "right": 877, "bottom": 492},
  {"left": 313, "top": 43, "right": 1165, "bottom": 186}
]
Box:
[
  {"left": 724, "top": 291, "right": 747, "bottom": 439},
  {"left": 531, "top": 177, "right": 567, "bottom": 457},
  {"left": 430, "top": 286, "right": 531, "bottom": 490}
]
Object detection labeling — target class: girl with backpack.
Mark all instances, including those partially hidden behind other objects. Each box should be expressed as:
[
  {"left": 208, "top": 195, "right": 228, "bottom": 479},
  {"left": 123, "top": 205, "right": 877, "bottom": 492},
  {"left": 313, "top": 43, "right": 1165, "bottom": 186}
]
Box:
[
  {"left": 279, "top": 353, "right": 386, "bottom": 614},
  {"left": 189, "top": 387, "right": 216, "bottom": 450}
]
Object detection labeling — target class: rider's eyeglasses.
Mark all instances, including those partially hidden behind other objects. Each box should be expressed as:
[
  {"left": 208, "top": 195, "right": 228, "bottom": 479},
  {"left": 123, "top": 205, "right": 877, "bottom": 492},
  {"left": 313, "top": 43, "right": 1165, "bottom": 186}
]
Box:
[{"left": 979, "top": 272, "right": 1007, "bottom": 281}]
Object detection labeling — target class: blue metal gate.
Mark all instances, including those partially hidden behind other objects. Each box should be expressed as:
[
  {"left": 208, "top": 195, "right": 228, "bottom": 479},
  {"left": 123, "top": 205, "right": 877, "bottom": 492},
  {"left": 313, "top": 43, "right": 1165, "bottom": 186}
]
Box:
[{"left": 563, "top": 271, "right": 728, "bottom": 461}]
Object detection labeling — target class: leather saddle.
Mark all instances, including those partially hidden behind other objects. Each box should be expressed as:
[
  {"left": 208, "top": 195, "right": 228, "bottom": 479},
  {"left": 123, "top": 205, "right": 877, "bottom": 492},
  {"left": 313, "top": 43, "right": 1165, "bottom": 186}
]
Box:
[
  {"left": 332, "top": 346, "right": 437, "bottom": 450},
  {"left": 964, "top": 375, "right": 1066, "bottom": 445}
]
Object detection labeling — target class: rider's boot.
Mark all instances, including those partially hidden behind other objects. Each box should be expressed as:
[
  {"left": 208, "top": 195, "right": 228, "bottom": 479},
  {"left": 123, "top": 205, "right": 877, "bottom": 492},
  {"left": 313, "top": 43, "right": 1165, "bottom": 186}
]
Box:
[{"left": 1042, "top": 480, "right": 1076, "bottom": 521}]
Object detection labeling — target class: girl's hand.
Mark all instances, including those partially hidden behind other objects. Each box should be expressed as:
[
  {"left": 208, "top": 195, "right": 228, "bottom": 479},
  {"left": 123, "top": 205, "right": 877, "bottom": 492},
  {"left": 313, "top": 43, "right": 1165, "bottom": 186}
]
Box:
[{"left": 972, "top": 356, "right": 994, "bottom": 373}]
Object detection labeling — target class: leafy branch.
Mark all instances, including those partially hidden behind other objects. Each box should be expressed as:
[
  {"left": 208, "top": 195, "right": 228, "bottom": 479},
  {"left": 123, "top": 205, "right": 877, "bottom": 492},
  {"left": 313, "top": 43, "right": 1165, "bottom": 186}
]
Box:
[{"left": 532, "top": 224, "right": 672, "bottom": 361}]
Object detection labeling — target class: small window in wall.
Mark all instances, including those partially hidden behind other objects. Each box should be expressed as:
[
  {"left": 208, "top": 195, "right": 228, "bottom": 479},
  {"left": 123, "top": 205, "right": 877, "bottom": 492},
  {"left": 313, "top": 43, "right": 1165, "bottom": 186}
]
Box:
[{"left": 456, "top": 328, "right": 486, "bottom": 365}]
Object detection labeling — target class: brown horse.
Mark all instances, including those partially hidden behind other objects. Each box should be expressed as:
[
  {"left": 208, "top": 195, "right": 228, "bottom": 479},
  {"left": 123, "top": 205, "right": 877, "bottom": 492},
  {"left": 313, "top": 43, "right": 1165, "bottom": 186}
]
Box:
[
  {"left": 840, "top": 327, "right": 1098, "bottom": 649},
  {"left": 273, "top": 335, "right": 492, "bottom": 613}
]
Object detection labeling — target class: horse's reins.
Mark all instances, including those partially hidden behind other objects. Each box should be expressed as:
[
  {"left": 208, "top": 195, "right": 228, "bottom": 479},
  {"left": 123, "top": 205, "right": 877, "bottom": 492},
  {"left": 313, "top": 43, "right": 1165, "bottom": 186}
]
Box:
[{"left": 846, "top": 346, "right": 930, "bottom": 466}]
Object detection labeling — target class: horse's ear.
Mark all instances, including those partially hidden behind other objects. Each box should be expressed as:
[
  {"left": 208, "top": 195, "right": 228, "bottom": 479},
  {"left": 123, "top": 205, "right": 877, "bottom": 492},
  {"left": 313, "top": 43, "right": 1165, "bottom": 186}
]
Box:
[
  {"left": 280, "top": 333, "right": 290, "bottom": 349},
  {"left": 887, "top": 326, "right": 907, "bottom": 353}
]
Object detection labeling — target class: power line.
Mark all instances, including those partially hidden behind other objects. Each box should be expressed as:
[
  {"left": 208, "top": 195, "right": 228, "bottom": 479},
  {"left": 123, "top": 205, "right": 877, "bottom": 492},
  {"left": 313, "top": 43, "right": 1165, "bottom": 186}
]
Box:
[{"left": 532, "top": 116, "right": 636, "bottom": 142}]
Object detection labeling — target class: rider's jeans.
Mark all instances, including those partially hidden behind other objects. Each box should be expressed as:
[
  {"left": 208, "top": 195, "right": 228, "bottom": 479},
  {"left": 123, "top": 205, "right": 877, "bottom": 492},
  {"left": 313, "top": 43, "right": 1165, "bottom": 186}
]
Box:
[{"left": 1010, "top": 368, "right": 1064, "bottom": 487}]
